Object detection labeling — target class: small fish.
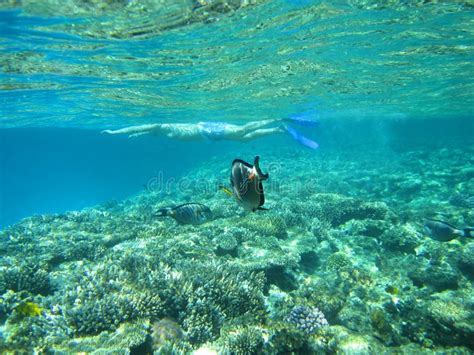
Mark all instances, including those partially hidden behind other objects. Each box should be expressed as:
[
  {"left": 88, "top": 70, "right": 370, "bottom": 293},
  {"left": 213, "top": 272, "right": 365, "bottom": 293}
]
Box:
[
  {"left": 226, "top": 156, "right": 269, "bottom": 212},
  {"left": 385, "top": 285, "right": 399, "bottom": 296},
  {"left": 220, "top": 186, "right": 233, "bottom": 197},
  {"left": 156, "top": 203, "right": 213, "bottom": 225},
  {"left": 15, "top": 302, "right": 43, "bottom": 317},
  {"left": 424, "top": 219, "right": 474, "bottom": 242}
]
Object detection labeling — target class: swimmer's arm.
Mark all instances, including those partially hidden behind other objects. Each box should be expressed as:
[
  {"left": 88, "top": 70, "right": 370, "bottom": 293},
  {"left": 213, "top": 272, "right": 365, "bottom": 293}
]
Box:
[{"left": 101, "top": 124, "right": 163, "bottom": 138}]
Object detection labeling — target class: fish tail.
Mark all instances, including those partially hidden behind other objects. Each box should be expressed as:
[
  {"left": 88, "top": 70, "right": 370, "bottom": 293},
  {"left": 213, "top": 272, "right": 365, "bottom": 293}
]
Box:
[
  {"left": 463, "top": 228, "right": 474, "bottom": 238},
  {"left": 284, "top": 125, "right": 319, "bottom": 150},
  {"left": 155, "top": 208, "right": 172, "bottom": 217},
  {"left": 285, "top": 110, "right": 320, "bottom": 127},
  {"left": 219, "top": 185, "right": 233, "bottom": 197}
]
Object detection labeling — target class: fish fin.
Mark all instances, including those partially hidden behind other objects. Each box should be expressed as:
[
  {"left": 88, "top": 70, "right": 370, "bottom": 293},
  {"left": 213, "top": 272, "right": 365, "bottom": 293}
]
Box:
[
  {"left": 219, "top": 185, "right": 233, "bottom": 197},
  {"left": 286, "top": 110, "right": 320, "bottom": 127},
  {"left": 253, "top": 156, "right": 269, "bottom": 180},
  {"left": 285, "top": 125, "right": 319, "bottom": 149},
  {"left": 427, "top": 219, "right": 459, "bottom": 230},
  {"left": 257, "top": 207, "right": 269, "bottom": 211},
  {"left": 257, "top": 181, "right": 265, "bottom": 208},
  {"left": 463, "top": 228, "right": 474, "bottom": 238},
  {"left": 232, "top": 159, "right": 253, "bottom": 169}
]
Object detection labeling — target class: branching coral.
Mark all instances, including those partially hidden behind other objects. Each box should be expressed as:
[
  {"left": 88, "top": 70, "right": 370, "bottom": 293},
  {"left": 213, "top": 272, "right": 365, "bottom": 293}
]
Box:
[
  {"left": 0, "top": 264, "right": 52, "bottom": 295},
  {"left": 238, "top": 214, "right": 288, "bottom": 239},
  {"left": 326, "top": 252, "right": 353, "bottom": 272},
  {"left": 220, "top": 326, "right": 265, "bottom": 354}
]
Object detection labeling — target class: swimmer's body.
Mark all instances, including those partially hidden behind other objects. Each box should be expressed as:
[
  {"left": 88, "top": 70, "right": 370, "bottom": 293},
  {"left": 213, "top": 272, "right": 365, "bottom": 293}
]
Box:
[
  {"left": 102, "top": 115, "right": 319, "bottom": 149},
  {"left": 102, "top": 119, "right": 285, "bottom": 141}
]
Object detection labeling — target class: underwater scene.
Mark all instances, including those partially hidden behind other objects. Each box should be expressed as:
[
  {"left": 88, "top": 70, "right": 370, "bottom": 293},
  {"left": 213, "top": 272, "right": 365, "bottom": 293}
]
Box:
[{"left": 1, "top": 0, "right": 474, "bottom": 353}]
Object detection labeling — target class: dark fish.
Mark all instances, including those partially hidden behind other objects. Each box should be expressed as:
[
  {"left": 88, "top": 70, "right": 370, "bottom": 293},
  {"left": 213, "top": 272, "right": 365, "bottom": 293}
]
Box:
[
  {"left": 156, "top": 203, "right": 213, "bottom": 225},
  {"left": 424, "top": 219, "right": 474, "bottom": 242},
  {"left": 230, "top": 156, "right": 269, "bottom": 212}
]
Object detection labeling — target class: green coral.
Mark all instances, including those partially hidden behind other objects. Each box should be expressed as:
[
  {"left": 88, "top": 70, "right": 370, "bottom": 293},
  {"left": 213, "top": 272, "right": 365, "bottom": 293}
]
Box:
[
  {"left": 380, "top": 224, "right": 420, "bottom": 253},
  {"left": 370, "top": 308, "right": 393, "bottom": 337},
  {"left": 458, "top": 242, "right": 474, "bottom": 278},
  {"left": 296, "top": 282, "right": 345, "bottom": 322},
  {"left": 220, "top": 326, "right": 264, "bottom": 355},
  {"left": 307, "top": 194, "right": 392, "bottom": 227},
  {"left": 238, "top": 214, "right": 288, "bottom": 239},
  {"left": 183, "top": 297, "right": 223, "bottom": 344},
  {"left": 217, "top": 232, "right": 238, "bottom": 251},
  {"left": 65, "top": 295, "right": 135, "bottom": 335},
  {"left": 134, "top": 259, "right": 266, "bottom": 346},
  {"left": 341, "top": 219, "right": 387, "bottom": 238},
  {"left": 60, "top": 262, "right": 165, "bottom": 335},
  {"left": 1, "top": 305, "right": 69, "bottom": 352},
  {"left": 310, "top": 218, "right": 330, "bottom": 240},
  {"left": 428, "top": 299, "right": 473, "bottom": 329},
  {"left": 51, "top": 319, "right": 150, "bottom": 353},
  {"left": 409, "top": 265, "right": 460, "bottom": 291},
  {"left": 326, "top": 252, "right": 353, "bottom": 271},
  {"left": 267, "top": 326, "right": 313, "bottom": 354},
  {"left": 154, "top": 339, "right": 194, "bottom": 354},
  {"left": 427, "top": 298, "right": 474, "bottom": 348},
  {"left": 0, "top": 264, "right": 51, "bottom": 295}
]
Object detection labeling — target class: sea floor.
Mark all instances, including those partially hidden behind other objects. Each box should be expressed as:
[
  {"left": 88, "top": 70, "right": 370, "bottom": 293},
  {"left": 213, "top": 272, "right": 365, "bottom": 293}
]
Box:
[{"left": 1, "top": 141, "right": 473, "bottom": 353}]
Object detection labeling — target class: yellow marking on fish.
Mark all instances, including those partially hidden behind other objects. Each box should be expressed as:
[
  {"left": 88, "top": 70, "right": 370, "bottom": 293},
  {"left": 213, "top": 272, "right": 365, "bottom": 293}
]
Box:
[
  {"left": 219, "top": 186, "right": 233, "bottom": 197},
  {"left": 385, "top": 285, "right": 399, "bottom": 295}
]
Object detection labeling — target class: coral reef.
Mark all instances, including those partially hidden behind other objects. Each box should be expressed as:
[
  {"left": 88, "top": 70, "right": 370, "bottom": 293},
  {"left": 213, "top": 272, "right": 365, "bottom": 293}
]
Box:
[
  {"left": 0, "top": 144, "right": 474, "bottom": 353},
  {"left": 151, "top": 318, "right": 185, "bottom": 352},
  {"left": 287, "top": 305, "right": 328, "bottom": 334},
  {"left": 219, "top": 325, "right": 265, "bottom": 354},
  {"left": 0, "top": 263, "right": 51, "bottom": 295}
]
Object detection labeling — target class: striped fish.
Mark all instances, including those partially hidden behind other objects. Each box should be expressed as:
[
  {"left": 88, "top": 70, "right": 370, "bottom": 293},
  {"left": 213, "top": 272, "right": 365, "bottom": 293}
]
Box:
[
  {"left": 230, "top": 156, "right": 269, "bottom": 212},
  {"left": 156, "top": 203, "right": 213, "bottom": 225}
]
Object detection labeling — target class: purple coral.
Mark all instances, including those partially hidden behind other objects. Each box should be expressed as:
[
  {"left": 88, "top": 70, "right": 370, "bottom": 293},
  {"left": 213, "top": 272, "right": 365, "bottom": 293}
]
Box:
[{"left": 288, "top": 305, "right": 328, "bottom": 334}]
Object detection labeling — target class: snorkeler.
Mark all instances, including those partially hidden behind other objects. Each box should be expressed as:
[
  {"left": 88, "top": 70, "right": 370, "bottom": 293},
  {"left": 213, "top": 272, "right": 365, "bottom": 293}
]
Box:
[{"left": 102, "top": 114, "right": 319, "bottom": 149}]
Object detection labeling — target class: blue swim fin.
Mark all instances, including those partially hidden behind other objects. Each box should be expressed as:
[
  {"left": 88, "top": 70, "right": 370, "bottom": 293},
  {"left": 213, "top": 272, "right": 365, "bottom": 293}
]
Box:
[
  {"left": 286, "top": 110, "right": 320, "bottom": 127},
  {"left": 285, "top": 125, "right": 319, "bottom": 150}
]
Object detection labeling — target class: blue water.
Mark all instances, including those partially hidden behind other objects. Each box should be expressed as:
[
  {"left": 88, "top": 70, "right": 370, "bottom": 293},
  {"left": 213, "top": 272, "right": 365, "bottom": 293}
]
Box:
[
  {"left": 0, "top": 129, "right": 211, "bottom": 228},
  {"left": 1, "top": 116, "right": 472, "bottom": 229}
]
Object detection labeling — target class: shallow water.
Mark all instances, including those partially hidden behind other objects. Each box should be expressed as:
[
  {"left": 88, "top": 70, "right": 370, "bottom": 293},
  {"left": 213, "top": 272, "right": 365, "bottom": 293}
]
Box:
[
  {"left": 0, "top": 1, "right": 473, "bottom": 353},
  {"left": 1, "top": 0, "right": 473, "bottom": 128}
]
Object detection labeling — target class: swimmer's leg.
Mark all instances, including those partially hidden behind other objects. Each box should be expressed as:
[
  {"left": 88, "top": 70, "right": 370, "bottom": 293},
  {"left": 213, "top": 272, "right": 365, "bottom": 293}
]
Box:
[
  {"left": 102, "top": 124, "right": 162, "bottom": 138},
  {"left": 128, "top": 132, "right": 151, "bottom": 138},
  {"left": 228, "top": 119, "right": 283, "bottom": 138},
  {"left": 239, "top": 119, "right": 281, "bottom": 131},
  {"left": 240, "top": 127, "right": 284, "bottom": 141}
]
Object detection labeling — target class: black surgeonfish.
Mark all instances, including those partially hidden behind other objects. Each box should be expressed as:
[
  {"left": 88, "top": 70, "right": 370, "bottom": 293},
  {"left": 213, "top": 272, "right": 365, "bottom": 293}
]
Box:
[
  {"left": 424, "top": 219, "right": 474, "bottom": 241},
  {"left": 229, "top": 156, "right": 269, "bottom": 212},
  {"left": 156, "top": 203, "right": 213, "bottom": 225}
]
